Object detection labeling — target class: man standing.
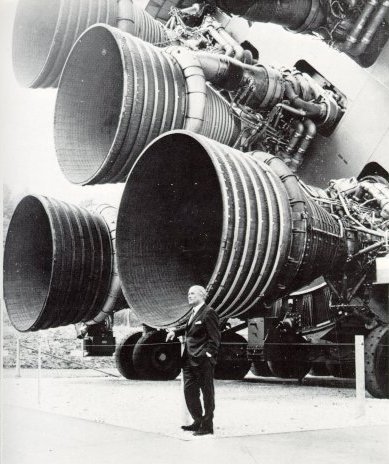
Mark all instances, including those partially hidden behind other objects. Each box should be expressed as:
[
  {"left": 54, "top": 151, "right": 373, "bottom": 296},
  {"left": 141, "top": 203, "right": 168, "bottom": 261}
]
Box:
[{"left": 166, "top": 285, "right": 221, "bottom": 435}]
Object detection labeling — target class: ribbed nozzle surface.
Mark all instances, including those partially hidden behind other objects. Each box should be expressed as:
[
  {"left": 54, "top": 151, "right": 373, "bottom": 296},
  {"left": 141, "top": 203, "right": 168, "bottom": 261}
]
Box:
[
  {"left": 12, "top": 0, "right": 168, "bottom": 88},
  {"left": 3, "top": 195, "right": 118, "bottom": 332},
  {"left": 12, "top": 0, "right": 118, "bottom": 88},
  {"left": 54, "top": 25, "right": 239, "bottom": 185},
  {"left": 116, "top": 131, "right": 346, "bottom": 328}
]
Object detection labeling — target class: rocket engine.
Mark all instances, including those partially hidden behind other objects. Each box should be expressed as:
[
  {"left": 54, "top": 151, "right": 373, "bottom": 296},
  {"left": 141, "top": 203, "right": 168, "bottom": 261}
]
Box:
[
  {"left": 148, "top": 0, "right": 389, "bottom": 67},
  {"left": 3, "top": 196, "right": 124, "bottom": 331},
  {"left": 116, "top": 131, "right": 389, "bottom": 328}
]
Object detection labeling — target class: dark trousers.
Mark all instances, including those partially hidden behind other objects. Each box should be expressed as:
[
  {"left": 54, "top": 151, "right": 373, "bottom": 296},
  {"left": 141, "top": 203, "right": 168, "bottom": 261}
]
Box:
[{"left": 183, "top": 357, "right": 215, "bottom": 429}]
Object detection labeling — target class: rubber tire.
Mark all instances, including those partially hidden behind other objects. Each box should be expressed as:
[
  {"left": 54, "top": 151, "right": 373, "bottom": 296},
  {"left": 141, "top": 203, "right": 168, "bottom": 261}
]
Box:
[
  {"left": 115, "top": 331, "right": 143, "bottom": 379},
  {"left": 268, "top": 360, "right": 311, "bottom": 380},
  {"left": 365, "top": 325, "right": 389, "bottom": 399},
  {"left": 265, "top": 331, "right": 311, "bottom": 380},
  {"left": 326, "top": 362, "right": 355, "bottom": 379},
  {"left": 266, "top": 332, "right": 311, "bottom": 380},
  {"left": 214, "top": 332, "right": 250, "bottom": 380},
  {"left": 310, "top": 363, "right": 330, "bottom": 377},
  {"left": 132, "top": 331, "right": 181, "bottom": 380},
  {"left": 250, "top": 360, "right": 273, "bottom": 377}
]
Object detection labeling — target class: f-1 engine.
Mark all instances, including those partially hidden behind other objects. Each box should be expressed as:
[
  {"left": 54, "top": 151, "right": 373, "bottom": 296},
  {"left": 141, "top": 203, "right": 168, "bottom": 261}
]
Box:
[
  {"left": 3, "top": 197, "right": 124, "bottom": 332},
  {"left": 148, "top": 0, "right": 389, "bottom": 67},
  {"left": 114, "top": 131, "right": 389, "bottom": 397}
]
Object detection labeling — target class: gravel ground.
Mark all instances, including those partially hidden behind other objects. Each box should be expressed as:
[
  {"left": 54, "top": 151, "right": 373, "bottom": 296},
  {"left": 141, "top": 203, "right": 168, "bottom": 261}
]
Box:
[
  {"left": 3, "top": 369, "right": 389, "bottom": 440},
  {"left": 2, "top": 320, "right": 139, "bottom": 369}
]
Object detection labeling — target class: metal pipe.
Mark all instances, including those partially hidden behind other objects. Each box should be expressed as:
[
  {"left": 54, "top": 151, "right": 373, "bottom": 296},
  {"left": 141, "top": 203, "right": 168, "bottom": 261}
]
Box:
[
  {"left": 347, "top": 274, "right": 367, "bottom": 302},
  {"left": 54, "top": 26, "right": 240, "bottom": 185},
  {"left": 326, "top": 278, "right": 342, "bottom": 301},
  {"left": 281, "top": 119, "right": 305, "bottom": 165},
  {"left": 195, "top": 52, "right": 285, "bottom": 110},
  {"left": 214, "top": 23, "right": 245, "bottom": 61},
  {"left": 12, "top": 0, "right": 168, "bottom": 88},
  {"left": 351, "top": 0, "right": 389, "bottom": 56},
  {"left": 337, "top": 0, "right": 378, "bottom": 52},
  {"left": 284, "top": 80, "right": 327, "bottom": 122},
  {"left": 290, "top": 119, "right": 317, "bottom": 173},
  {"left": 358, "top": 180, "right": 389, "bottom": 219},
  {"left": 193, "top": 52, "right": 243, "bottom": 90},
  {"left": 207, "top": 24, "right": 235, "bottom": 56},
  {"left": 276, "top": 103, "right": 308, "bottom": 118},
  {"left": 116, "top": 130, "right": 347, "bottom": 328},
  {"left": 118, "top": 0, "right": 137, "bottom": 33},
  {"left": 3, "top": 195, "right": 125, "bottom": 332}
]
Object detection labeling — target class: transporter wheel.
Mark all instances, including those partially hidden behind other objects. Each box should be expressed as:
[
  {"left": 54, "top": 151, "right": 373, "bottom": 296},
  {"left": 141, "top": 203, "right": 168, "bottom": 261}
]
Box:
[
  {"left": 250, "top": 360, "right": 273, "bottom": 377},
  {"left": 132, "top": 331, "right": 181, "bottom": 380},
  {"left": 214, "top": 332, "right": 250, "bottom": 380},
  {"left": 365, "top": 325, "right": 389, "bottom": 399},
  {"left": 326, "top": 362, "right": 355, "bottom": 378},
  {"left": 310, "top": 363, "right": 330, "bottom": 376},
  {"left": 115, "top": 331, "right": 143, "bottom": 379},
  {"left": 266, "top": 331, "right": 311, "bottom": 380},
  {"left": 268, "top": 360, "right": 311, "bottom": 380}
]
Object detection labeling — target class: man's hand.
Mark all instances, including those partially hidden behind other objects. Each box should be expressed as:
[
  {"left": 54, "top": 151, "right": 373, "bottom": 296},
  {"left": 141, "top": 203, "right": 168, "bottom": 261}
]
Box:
[{"left": 166, "top": 329, "right": 176, "bottom": 342}]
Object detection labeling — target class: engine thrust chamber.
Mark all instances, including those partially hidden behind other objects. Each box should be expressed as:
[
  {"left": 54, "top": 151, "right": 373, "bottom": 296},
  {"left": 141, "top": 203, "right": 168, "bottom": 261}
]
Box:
[
  {"left": 3, "top": 195, "right": 123, "bottom": 331},
  {"left": 54, "top": 25, "right": 240, "bottom": 185},
  {"left": 116, "top": 131, "right": 347, "bottom": 327}
]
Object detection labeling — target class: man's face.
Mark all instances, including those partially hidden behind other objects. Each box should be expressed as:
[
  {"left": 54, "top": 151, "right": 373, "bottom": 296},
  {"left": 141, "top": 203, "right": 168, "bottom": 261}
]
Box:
[{"left": 188, "top": 287, "right": 204, "bottom": 306}]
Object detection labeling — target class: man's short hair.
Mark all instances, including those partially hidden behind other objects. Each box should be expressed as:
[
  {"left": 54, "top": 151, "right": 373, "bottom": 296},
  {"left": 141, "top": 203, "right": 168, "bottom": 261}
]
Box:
[{"left": 189, "top": 285, "right": 207, "bottom": 299}]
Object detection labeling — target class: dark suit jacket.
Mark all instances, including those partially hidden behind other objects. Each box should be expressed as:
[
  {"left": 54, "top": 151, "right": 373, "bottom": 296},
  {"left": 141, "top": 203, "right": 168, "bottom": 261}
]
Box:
[{"left": 176, "top": 304, "right": 221, "bottom": 366}]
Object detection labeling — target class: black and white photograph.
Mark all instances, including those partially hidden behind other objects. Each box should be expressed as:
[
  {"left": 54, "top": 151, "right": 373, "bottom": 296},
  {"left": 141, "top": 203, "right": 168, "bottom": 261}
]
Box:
[{"left": 1, "top": 1, "right": 389, "bottom": 463}]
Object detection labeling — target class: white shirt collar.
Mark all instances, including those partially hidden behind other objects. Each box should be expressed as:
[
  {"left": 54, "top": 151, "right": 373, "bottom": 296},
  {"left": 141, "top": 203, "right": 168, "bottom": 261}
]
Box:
[{"left": 192, "top": 302, "right": 204, "bottom": 313}]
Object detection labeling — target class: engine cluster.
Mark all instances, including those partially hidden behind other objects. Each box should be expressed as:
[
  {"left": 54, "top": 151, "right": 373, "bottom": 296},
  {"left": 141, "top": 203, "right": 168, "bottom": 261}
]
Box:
[{"left": 5, "top": 0, "right": 389, "bottom": 399}]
